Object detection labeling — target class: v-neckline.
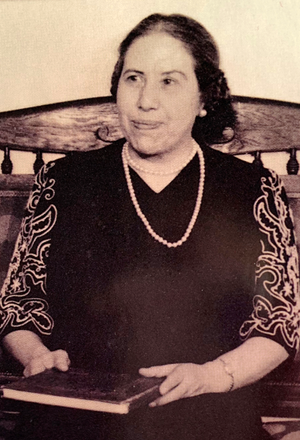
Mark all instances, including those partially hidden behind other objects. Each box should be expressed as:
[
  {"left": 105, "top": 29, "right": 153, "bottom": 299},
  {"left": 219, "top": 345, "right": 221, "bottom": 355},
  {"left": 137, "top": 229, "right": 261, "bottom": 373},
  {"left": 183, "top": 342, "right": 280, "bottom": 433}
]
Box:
[
  {"left": 129, "top": 154, "right": 199, "bottom": 196},
  {"left": 130, "top": 168, "right": 183, "bottom": 194}
]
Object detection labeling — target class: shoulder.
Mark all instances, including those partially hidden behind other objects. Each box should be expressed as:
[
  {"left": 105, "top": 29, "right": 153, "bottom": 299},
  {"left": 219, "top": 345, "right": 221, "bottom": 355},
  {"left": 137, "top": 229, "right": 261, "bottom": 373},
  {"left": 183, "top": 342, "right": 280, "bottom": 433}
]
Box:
[
  {"left": 200, "top": 143, "right": 273, "bottom": 195},
  {"left": 49, "top": 138, "right": 125, "bottom": 176},
  {"left": 29, "top": 139, "right": 126, "bottom": 205},
  {"left": 38, "top": 139, "right": 126, "bottom": 192},
  {"left": 202, "top": 143, "right": 267, "bottom": 177}
]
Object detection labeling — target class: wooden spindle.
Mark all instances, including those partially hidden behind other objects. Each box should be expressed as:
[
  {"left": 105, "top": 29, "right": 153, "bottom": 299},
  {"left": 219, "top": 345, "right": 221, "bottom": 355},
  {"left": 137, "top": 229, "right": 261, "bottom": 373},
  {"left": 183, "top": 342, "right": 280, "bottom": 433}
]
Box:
[
  {"left": 252, "top": 151, "right": 263, "bottom": 169},
  {"left": 33, "top": 151, "right": 44, "bottom": 174},
  {"left": 1, "top": 146, "right": 13, "bottom": 174},
  {"left": 287, "top": 148, "right": 299, "bottom": 175}
]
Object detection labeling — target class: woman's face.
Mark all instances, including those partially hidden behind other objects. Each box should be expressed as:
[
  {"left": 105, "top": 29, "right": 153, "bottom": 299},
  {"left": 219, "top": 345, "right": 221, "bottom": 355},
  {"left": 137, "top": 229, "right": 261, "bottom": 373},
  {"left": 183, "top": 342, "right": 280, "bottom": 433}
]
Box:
[{"left": 117, "top": 32, "right": 203, "bottom": 158}]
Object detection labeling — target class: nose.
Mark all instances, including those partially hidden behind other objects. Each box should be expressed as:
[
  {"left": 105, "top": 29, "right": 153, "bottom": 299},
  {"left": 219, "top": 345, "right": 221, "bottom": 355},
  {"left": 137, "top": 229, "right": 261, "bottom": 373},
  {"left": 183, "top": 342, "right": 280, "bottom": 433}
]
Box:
[{"left": 137, "top": 81, "right": 159, "bottom": 111}]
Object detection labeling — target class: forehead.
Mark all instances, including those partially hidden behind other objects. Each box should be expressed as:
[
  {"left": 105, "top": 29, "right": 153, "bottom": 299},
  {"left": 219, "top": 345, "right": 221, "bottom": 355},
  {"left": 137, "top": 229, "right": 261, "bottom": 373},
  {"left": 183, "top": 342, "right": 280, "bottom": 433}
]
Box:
[{"left": 123, "top": 32, "right": 196, "bottom": 73}]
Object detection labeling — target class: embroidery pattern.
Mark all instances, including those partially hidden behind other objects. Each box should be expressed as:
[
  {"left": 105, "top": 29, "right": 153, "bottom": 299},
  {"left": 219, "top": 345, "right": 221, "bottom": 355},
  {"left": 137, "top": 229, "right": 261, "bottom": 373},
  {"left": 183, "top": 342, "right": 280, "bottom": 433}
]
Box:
[
  {"left": 0, "top": 163, "right": 57, "bottom": 334},
  {"left": 240, "top": 171, "right": 300, "bottom": 352}
]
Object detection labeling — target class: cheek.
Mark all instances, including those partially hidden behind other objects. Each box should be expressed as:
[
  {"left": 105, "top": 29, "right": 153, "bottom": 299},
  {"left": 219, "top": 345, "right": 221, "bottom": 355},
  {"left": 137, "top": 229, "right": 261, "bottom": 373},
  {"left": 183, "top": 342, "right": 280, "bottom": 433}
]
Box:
[
  {"left": 168, "top": 98, "right": 199, "bottom": 128},
  {"left": 187, "top": 90, "right": 202, "bottom": 116},
  {"left": 116, "top": 91, "right": 130, "bottom": 123},
  {"left": 167, "top": 89, "right": 200, "bottom": 118},
  {"left": 117, "top": 89, "right": 141, "bottom": 123}
]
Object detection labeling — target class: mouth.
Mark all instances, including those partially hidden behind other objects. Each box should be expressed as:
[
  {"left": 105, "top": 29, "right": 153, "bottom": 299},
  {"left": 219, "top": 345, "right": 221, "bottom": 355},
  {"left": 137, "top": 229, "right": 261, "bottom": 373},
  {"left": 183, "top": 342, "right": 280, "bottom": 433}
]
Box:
[{"left": 131, "top": 120, "right": 162, "bottom": 130}]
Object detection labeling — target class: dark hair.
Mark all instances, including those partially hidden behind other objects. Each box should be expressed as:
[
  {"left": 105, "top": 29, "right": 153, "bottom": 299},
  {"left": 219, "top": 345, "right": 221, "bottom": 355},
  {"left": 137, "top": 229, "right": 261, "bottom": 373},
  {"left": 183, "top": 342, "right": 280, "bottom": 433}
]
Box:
[{"left": 111, "top": 13, "right": 236, "bottom": 145}]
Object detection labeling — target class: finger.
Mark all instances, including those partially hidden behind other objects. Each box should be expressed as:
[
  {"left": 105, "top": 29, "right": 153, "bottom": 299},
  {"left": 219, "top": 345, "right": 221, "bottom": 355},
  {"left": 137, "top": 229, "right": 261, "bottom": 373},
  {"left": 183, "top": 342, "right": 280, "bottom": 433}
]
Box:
[
  {"left": 41, "top": 353, "right": 55, "bottom": 370},
  {"left": 23, "top": 350, "right": 70, "bottom": 377},
  {"left": 160, "top": 367, "right": 183, "bottom": 395},
  {"left": 23, "top": 358, "right": 47, "bottom": 377},
  {"left": 150, "top": 383, "right": 186, "bottom": 407},
  {"left": 53, "top": 350, "right": 70, "bottom": 371},
  {"left": 139, "top": 364, "right": 178, "bottom": 377}
]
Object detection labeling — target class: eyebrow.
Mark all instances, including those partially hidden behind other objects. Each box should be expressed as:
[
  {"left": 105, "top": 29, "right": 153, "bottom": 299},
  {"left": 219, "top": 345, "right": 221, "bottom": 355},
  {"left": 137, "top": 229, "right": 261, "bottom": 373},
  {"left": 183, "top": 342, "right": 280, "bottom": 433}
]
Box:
[
  {"left": 122, "top": 69, "right": 143, "bottom": 76},
  {"left": 122, "top": 69, "right": 187, "bottom": 79},
  {"left": 163, "top": 70, "right": 187, "bottom": 79}
]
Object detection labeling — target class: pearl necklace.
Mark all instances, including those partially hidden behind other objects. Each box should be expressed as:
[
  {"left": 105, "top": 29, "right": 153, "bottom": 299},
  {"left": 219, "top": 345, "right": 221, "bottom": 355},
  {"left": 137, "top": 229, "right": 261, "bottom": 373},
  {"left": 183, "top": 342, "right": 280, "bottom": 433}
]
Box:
[
  {"left": 122, "top": 141, "right": 205, "bottom": 248},
  {"left": 124, "top": 142, "right": 198, "bottom": 176}
]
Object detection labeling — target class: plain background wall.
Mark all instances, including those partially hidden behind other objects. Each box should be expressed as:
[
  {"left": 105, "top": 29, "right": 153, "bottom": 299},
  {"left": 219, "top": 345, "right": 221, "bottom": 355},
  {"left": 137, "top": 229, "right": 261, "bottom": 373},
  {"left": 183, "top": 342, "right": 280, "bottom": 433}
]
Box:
[
  {"left": 1, "top": 0, "right": 300, "bottom": 112},
  {"left": 0, "top": 0, "right": 300, "bottom": 173}
]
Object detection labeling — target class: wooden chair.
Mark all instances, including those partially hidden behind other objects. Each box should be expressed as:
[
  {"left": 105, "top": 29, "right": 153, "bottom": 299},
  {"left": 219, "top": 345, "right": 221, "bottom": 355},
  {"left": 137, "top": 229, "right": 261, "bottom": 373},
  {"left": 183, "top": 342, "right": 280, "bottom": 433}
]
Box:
[{"left": 1, "top": 95, "right": 300, "bottom": 436}]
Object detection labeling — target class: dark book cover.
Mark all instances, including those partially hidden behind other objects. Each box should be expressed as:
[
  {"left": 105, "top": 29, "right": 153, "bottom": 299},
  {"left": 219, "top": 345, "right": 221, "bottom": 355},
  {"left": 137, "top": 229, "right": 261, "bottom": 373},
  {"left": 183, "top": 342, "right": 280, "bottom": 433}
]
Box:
[{"left": 0, "top": 368, "right": 164, "bottom": 414}]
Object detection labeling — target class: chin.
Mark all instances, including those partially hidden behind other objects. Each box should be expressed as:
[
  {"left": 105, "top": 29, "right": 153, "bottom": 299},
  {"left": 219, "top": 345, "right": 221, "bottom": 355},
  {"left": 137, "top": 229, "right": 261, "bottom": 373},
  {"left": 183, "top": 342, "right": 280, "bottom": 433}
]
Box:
[{"left": 128, "top": 138, "right": 166, "bottom": 157}]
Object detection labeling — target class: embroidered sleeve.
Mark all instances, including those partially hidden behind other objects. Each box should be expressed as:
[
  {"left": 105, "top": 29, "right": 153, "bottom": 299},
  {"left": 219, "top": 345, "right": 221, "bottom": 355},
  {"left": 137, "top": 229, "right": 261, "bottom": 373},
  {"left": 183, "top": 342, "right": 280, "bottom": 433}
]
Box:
[
  {"left": 240, "top": 170, "right": 300, "bottom": 355},
  {"left": 0, "top": 163, "right": 57, "bottom": 336}
]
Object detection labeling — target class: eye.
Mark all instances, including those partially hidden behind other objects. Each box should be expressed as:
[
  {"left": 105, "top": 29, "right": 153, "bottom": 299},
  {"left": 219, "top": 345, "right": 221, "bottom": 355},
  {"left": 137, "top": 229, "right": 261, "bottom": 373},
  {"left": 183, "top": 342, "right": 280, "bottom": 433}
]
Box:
[
  {"left": 127, "top": 75, "right": 138, "bottom": 82},
  {"left": 162, "top": 77, "right": 175, "bottom": 86},
  {"left": 124, "top": 74, "right": 143, "bottom": 86}
]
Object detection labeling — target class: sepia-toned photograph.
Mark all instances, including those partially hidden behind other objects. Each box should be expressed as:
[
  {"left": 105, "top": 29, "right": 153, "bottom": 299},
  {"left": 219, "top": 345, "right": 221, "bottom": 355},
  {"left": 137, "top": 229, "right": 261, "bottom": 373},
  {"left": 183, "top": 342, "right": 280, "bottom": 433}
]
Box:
[{"left": 0, "top": 1, "right": 300, "bottom": 439}]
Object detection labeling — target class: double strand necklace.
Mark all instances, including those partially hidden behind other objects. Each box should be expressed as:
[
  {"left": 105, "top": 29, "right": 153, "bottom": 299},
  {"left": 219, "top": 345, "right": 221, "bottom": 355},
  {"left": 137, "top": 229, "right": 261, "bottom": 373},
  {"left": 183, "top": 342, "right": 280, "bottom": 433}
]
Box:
[
  {"left": 122, "top": 141, "right": 205, "bottom": 248},
  {"left": 124, "top": 141, "right": 198, "bottom": 176}
]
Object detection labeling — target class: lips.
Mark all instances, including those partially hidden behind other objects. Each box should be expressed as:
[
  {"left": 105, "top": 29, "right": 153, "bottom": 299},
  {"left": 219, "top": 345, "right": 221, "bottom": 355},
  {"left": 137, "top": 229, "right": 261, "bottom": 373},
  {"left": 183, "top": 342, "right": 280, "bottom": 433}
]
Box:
[{"left": 131, "top": 120, "right": 162, "bottom": 130}]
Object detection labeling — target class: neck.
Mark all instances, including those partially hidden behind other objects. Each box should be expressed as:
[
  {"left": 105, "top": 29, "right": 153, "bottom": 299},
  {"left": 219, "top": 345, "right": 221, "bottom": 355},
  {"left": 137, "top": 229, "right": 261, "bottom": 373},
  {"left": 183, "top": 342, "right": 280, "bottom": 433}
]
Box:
[
  {"left": 126, "top": 139, "right": 198, "bottom": 176},
  {"left": 124, "top": 140, "right": 198, "bottom": 193}
]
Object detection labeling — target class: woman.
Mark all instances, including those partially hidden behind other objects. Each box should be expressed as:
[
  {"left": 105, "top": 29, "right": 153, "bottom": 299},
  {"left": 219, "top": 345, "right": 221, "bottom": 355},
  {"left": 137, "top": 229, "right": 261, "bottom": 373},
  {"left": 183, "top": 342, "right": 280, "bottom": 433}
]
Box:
[{"left": 1, "top": 13, "right": 299, "bottom": 440}]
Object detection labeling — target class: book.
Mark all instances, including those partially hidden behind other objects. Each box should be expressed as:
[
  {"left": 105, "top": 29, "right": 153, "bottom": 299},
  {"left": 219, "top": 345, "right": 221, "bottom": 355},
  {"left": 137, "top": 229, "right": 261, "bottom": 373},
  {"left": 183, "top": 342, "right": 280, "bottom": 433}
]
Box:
[{"left": 0, "top": 368, "right": 164, "bottom": 414}]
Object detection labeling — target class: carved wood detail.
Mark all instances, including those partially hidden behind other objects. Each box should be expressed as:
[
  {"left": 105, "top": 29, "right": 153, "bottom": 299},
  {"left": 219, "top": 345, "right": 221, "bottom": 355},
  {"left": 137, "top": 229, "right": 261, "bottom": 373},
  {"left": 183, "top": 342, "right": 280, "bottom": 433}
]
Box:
[{"left": 0, "top": 96, "right": 299, "bottom": 156}]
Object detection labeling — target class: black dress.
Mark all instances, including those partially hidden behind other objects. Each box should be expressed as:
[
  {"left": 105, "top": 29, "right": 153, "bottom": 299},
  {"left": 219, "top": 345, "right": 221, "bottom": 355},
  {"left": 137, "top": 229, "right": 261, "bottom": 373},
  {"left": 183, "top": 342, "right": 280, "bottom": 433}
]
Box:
[{"left": 1, "top": 140, "right": 299, "bottom": 440}]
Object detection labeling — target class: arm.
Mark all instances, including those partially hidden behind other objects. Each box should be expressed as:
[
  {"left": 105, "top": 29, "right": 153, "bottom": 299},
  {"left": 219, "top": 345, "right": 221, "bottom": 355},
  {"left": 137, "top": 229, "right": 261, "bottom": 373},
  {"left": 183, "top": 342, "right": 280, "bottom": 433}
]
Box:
[
  {"left": 141, "top": 171, "right": 298, "bottom": 407},
  {"left": 3, "top": 330, "right": 70, "bottom": 377},
  {"left": 1, "top": 163, "right": 69, "bottom": 377},
  {"left": 140, "top": 336, "right": 288, "bottom": 406}
]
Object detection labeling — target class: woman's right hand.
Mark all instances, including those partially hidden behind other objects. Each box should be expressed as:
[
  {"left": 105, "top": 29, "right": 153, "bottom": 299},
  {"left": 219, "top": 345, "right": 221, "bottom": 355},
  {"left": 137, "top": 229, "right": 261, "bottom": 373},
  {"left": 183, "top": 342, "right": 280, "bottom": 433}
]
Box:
[
  {"left": 3, "top": 330, "right": 71, "bottom": 377},
  {"left": 23, "top": 348, "right": 70, "bottom": 377}
]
